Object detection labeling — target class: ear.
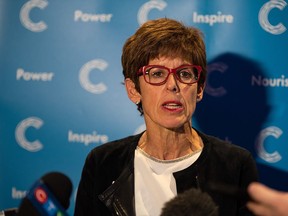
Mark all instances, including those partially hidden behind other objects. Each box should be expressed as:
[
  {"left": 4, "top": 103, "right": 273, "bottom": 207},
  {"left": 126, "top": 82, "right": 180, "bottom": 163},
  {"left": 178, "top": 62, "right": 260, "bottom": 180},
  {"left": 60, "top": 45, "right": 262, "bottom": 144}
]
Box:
[
  {"left": 125, "top": 78, "right": 141, "bottom": 103},
  {"left": 196, "top": 84, "right": 204, "bottom": 102}
]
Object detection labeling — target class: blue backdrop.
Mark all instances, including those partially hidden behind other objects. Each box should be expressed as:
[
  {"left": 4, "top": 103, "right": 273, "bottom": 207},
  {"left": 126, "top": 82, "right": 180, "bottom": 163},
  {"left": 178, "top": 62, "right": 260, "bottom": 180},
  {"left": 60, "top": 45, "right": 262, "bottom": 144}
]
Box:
[{"left": 1, "top": 0, "right": 287, "bottom": 214}]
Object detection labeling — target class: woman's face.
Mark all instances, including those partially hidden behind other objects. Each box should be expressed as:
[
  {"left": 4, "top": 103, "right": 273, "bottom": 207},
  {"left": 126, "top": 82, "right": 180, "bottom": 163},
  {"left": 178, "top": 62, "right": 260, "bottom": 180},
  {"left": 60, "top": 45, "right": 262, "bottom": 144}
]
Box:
[{"left": 138, "top": 56, "right": 204, "bottom": 130}]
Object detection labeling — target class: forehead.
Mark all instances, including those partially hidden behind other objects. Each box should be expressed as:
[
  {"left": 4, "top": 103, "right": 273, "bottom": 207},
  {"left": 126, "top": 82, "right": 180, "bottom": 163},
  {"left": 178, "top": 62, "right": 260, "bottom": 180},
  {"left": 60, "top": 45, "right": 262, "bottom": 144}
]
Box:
[{"left": 148, "top": 56, "right": 191, "bottom": 66}]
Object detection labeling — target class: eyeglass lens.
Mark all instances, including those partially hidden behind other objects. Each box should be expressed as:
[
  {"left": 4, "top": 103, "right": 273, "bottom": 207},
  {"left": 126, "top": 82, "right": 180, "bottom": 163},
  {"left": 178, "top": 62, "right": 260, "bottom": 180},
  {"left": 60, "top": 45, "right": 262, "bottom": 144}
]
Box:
[{"left": 144, "top": 66, "right": 199, "bottom": 84}]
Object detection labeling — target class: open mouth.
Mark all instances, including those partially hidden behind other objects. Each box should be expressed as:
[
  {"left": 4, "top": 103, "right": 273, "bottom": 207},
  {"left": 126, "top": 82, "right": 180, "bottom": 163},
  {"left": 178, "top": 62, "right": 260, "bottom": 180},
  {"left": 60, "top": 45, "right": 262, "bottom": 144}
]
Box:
[{"left": 162, "top": 102, "right": 183, "bottom": 110}]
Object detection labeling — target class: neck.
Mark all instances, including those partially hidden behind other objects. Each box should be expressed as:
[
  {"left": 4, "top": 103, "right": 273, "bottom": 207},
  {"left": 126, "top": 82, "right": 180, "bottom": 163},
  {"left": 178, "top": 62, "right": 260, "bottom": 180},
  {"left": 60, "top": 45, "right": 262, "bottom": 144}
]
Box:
[{"left": 138, "top": 125, "right": 203, "bottom": 160}]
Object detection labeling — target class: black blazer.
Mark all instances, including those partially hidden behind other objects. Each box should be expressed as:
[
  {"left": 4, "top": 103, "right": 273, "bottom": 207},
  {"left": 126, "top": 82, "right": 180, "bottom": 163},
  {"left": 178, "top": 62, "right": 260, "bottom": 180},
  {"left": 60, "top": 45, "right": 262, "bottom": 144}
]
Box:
[{"left": 74, "top": 130, "right": 258, "bottom": 216}]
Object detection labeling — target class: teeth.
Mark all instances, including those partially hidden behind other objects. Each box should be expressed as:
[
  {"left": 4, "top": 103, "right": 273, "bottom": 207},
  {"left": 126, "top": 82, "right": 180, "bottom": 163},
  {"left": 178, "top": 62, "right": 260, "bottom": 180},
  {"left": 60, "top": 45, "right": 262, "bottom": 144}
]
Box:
[{"left": 164, "top": 103, "right": 181, "bottom": 108}]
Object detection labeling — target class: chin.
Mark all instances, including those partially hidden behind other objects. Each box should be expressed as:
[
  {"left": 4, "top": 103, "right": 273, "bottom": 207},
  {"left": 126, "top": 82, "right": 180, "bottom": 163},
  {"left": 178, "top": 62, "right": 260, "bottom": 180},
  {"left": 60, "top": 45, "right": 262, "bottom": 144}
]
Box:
[{"left": 161, "top": 120, "right": 187, "bottom": 130}]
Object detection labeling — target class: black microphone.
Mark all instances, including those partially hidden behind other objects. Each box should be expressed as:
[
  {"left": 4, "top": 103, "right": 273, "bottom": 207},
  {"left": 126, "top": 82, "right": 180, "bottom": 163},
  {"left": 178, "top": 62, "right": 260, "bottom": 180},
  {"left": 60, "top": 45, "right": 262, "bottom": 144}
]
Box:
[
  {"left": 160, "top": 188, "right": 219, "bottom": 216},
  {"left": 17, "top": 172, "right": 73, "bottom": 216},
  {"left": 0, "top": 208, "right": 18, "bottom": 216}
]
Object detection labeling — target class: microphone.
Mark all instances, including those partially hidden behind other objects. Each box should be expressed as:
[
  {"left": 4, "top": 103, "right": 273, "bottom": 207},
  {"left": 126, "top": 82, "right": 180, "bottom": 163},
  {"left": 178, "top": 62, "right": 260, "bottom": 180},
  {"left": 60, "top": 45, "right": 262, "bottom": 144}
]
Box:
[
  {"left": 160, "top": 188, "right": 219, "bottom": 216},
  {"left": 17, "top": 172, "right": 73, "bottom": 216},
  {"left": 0, "top": 208, "right": 17, "bottom": 216}
]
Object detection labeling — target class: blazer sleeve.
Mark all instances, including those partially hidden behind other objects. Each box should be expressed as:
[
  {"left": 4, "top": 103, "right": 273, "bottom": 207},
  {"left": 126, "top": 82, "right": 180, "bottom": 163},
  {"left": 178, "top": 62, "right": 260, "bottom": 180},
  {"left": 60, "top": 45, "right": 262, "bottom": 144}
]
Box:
[
  {"left": 238, "top": 152, "right": 258, "bottom": 216},
  {"left": 74, "top": 151, "right": 110, "bottom": 216}
]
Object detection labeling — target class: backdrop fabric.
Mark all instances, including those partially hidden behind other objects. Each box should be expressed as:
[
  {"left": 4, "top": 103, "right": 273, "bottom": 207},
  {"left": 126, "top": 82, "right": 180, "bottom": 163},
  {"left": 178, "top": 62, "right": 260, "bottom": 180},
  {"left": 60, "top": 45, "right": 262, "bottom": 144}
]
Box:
[{"left": 0, "top": 0, "right": 287, "bottom": 214}]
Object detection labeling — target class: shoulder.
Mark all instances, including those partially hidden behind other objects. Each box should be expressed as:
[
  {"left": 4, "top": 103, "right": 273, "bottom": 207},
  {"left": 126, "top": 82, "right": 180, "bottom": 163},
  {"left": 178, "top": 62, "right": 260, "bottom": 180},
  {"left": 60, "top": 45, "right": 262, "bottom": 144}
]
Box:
[
  {"left": 198, "top": 130, "right": 253, "bottom": 160},
  {"left": 195, "top": 130, "right": 259, "bottom": 192},
  {"left": 86, "top": 133, "right": 141, "bottom": 163}
]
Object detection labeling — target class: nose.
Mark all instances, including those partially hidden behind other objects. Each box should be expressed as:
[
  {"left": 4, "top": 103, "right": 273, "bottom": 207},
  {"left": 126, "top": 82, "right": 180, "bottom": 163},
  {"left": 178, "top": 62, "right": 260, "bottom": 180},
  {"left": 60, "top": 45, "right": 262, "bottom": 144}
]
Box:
[{"left": 166, "top": 73, "right": 179, "bottom": 92}]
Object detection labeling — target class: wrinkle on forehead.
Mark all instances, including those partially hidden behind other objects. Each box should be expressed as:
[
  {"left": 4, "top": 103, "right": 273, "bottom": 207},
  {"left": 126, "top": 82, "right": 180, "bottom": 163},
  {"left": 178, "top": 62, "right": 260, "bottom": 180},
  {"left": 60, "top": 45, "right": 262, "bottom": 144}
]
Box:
[{"left": 148, "top": 56, "right": 191, "bottom": 67}]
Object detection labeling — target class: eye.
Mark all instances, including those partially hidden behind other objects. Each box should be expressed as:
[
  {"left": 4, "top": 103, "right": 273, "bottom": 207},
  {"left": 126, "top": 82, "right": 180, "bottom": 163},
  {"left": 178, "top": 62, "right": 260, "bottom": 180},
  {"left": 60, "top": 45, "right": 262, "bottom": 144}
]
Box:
[
  {"left": 148, "top": 68, "right": 166, "bottom": 78},
  {"left": 178, "top": 69, "right": 194, "bottom": 79}
]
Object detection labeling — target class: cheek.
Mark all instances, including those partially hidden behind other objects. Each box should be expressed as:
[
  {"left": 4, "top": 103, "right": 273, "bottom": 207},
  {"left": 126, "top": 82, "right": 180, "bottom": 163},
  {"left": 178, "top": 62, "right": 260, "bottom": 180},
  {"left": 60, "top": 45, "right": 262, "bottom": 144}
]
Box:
[
  {"left": 182, "top": 86, "right": 198, "bottom": 101},
  {"left": 139, "top": 83, "right": 159, "bottom": 104}
]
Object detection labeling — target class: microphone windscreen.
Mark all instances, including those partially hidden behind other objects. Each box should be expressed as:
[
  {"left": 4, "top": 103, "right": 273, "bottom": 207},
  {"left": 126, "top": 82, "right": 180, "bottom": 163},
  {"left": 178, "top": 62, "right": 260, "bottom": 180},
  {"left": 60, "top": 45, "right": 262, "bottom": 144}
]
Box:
[
  {"left": 17, "top": 198, "right": 37, "bottom": 216},
  {"left": 17, "top": 172, "right": 73, "bottom": 216},
  {"left": 0, "top": 208, "right": 18, "bottom": 216},
  {"left": 41, "top": 172, "right": 73, "bottom": 209},
  {"left": 160, "top": 188, "right": 218, "bottom": 216}
]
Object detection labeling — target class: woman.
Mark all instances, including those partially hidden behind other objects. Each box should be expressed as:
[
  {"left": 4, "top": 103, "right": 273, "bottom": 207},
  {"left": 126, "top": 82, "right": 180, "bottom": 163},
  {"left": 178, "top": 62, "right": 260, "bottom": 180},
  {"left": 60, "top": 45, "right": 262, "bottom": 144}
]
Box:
[{"left": 74, "top": 18, "right": 258, "bottom": 216}]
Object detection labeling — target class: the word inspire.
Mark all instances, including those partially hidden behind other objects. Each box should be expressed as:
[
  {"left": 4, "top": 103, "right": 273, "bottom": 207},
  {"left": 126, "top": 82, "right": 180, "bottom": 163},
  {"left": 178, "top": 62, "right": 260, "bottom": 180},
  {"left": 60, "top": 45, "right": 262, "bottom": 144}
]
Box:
[
  {"left": 74, "top": 10, "right": 112, "bottom": 22},
  {"left": 193, "top": 11, "right": 233, "bottom": 26},
  {"left": 68, "top": 130, "right": 108, "bottom": 146},
  {"left": 12, "top": 187, "right": 27, "bottom": 199},
  {"left": 16, "top": 68, "right": 54, "bottom": 81}
]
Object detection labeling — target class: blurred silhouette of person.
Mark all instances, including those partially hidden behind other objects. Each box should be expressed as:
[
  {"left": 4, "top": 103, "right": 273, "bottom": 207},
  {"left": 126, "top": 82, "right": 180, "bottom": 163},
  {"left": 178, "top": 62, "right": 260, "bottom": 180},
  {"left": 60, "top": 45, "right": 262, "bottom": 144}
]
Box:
[
  {"left": 195, "top": 53, "right": 269, "bottom": 157},
  {"left": 160, "top": 188, "right": 219, "bottom": 216}
]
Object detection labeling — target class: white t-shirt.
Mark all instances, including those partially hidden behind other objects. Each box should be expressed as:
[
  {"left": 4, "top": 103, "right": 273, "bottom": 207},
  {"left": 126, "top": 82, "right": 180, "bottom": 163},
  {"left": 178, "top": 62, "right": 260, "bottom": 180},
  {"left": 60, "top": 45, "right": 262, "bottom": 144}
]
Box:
[{"left": 134, "top": 147, "right": 202, "bottom": 216}]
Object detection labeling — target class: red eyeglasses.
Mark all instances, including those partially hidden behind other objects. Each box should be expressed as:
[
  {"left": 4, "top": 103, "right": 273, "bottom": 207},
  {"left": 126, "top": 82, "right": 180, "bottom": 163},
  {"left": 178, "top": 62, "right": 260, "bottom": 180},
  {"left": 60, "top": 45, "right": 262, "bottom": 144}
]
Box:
[{"left": 137, "top": 64, "right": 202, "bottom": 85}]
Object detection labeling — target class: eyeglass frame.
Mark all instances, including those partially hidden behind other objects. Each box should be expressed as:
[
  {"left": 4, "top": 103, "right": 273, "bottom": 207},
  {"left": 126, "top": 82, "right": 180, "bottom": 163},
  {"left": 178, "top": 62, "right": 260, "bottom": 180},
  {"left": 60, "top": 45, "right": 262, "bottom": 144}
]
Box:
[{"left": 137, "top": 64, "right": 202, "bottom": 86}]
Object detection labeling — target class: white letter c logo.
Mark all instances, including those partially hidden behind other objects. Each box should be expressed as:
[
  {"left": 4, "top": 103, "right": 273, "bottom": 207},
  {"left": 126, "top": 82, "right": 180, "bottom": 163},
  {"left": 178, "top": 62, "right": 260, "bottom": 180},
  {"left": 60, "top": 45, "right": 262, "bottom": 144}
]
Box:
[
  {"left": 19, "top": 0, "right": 48, "bottom": 32},
  {"left": 259, "top": 0, "right": 287, "bottom": 35},
  {"left": 15, "top": 117, "right": 44, "bottom": 152},
  {"left": 255, "top": 126, "right": 282, "bottom": 163}
]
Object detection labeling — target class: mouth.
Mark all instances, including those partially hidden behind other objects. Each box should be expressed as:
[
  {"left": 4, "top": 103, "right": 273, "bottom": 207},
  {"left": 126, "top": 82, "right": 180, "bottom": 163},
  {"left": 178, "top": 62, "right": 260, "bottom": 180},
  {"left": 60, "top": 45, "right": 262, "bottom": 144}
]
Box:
[{"left": 162, "top": 101, "right": 183, "bottom": 111}]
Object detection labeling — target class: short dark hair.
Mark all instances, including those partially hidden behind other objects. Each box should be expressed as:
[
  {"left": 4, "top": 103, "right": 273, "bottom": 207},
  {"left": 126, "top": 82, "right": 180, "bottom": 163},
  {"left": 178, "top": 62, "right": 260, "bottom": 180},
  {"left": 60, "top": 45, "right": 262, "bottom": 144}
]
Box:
[
  {"left": 160, "top": 188, "right": 219, "bottom": 216},
  {"left": 121, "top": 18, "right": 207, "bottom": 114}
]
